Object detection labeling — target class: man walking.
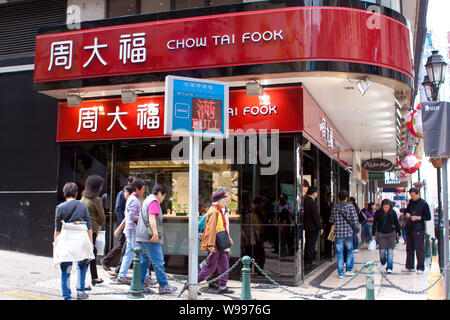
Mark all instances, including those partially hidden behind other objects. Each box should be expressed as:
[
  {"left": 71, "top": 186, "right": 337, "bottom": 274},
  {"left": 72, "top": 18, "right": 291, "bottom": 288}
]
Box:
[
  {"left": 101, "top": 176, "right": 135, "bottom": 272},
  {"left": 402, "top": 187, "right": 431, "bottom": 274},
  {"left": 116, "top": 178, "right": 146, "bottom": 284},
  {"left": 329, "top": 190, "right": 360, "bottom": 279},
  {"left": 303, "top": 187, "right": 323, "bottom": 267}
]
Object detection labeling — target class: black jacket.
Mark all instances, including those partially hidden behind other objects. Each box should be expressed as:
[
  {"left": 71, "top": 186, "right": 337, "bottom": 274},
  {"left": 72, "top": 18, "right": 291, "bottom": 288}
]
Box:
[
  {"left": 304, "top": 196, "right": 322, "bottom": 231},
  {"left": 372, "top": 209, "right": 401, "bottom": 236},
  {"left": 405, "top": 198, "right": 431, "bottom": 232}
]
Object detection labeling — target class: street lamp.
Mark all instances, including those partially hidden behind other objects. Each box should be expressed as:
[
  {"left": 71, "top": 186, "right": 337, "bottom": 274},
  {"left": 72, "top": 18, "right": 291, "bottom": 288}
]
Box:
[
  {"left": 424, "top": 50, "right": 448, "bottom": 101},
  {"left": 421, "top": 75, "right": 434, "bottom": 101},
  {"left": 423, "top": 49, "right": 449, "bottom": 298}
]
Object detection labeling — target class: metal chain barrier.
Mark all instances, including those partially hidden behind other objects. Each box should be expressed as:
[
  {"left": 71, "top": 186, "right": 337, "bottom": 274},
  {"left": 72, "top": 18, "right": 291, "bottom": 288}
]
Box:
[
  {"left": 250, "top": 258, "right": 369, "bottom": 299},
  {"left": 141, "top": 248, "right": 242, "bottom": 287},
  {"left": 378, "top": 261, "right": 450, "bottom": 295}
]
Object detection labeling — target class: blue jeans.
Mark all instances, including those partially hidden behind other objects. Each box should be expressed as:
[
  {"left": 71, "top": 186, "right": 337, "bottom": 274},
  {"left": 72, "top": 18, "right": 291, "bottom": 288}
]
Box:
[
  {"left": 119, "top": 236, "right": 137, "bottom": 278},
  {"left": 401, "top": 228, "right": 407, "bottom": 242},
  {"left": 364, "top": 223, "right": 372, "bottom": 242},
  {"left": 60, "top": 260, "right": 88, "bottom": 300},
  {"left": 138, "top": 241, "right": 168, "bottom": 288},
  {"left": 353, "top": 233, "right": 359, "bottom": 250},
  {"left": 335, "top": 237, "right": 354, "bottom": 276},
  {"left": 379, "top": 248, "right": 394, "bottom": 271}
]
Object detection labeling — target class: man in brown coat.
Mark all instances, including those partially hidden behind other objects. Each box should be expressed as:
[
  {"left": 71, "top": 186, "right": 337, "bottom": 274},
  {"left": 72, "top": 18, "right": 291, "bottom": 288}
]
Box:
[{"left": 198, "top": 191, "right": 234, "bottom": 294}]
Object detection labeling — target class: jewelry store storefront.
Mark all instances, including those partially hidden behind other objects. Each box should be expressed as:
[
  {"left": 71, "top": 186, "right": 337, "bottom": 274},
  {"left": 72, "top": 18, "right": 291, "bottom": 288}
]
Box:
[{"left": 32, "top": 4, "right": 408, "bottom": 284}]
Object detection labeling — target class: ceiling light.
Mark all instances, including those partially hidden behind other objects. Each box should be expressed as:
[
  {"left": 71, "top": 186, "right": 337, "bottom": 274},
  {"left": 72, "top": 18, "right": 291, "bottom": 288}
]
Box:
[
  {"left": 121, "top": 89, "right": 138, "bottom": 104},
  {"left": 246, "top": 80, "right": 263, "bottom": 96},
  {"left": 361, "top": 123, "right": 370, "bottom": 127},
  {"left": 357, "top": 77, "right": 371, "bottom": 96},
  {"left": 67, "top": 93, "right": 83, "bottom": 107}
]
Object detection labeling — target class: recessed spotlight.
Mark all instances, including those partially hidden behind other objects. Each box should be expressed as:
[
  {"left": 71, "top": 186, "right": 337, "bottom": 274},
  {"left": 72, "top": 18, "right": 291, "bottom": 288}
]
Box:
[
  {"left": 344, "top": 86, "right": 355, "bottom": 90},
  {"left": 361, "top": 123, "right": 370, "bottom": 127},
  {"left": 150, "top": 144, "right": 157, "bottom": 147}
]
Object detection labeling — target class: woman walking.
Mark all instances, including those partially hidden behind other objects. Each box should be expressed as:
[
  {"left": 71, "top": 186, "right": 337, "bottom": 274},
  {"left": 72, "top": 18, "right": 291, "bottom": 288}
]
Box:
[
  {"left": 372, "top": 199, "right": 401, "bottom": 273},
  {"left": 81, "top": 174, "right": 106, "bottom": 286},
  {"left": 364, "top": 203, "right": 375, "bottom": 244}
]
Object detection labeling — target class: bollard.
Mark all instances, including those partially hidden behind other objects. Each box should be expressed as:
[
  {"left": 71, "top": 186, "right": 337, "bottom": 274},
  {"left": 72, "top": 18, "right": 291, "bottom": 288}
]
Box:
[
  {"left": 427, "top": 237, "right": 445, "bottom": 300},
  {"left": 365, "top": 261, "right": 375, "bottom": 300},
  {"left": 128, "top": 248, "right": 144, "bottom": 299},
  {"left": 240, "top": 256, "right": 252, "bottom": 300},
  {"left": 425, "top": 233, "right": 431, "bottom": 259}
]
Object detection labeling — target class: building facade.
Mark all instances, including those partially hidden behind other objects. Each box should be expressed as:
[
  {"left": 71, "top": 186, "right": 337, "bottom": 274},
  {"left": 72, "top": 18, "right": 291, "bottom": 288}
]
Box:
[{"left": 0, "top": 0, "right": 426, "bottom": 285}]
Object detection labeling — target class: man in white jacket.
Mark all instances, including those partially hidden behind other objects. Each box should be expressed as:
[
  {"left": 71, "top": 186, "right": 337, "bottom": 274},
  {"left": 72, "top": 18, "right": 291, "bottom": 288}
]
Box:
[{"left": 53, "top": 182, "right": 94, "bottom": 300}]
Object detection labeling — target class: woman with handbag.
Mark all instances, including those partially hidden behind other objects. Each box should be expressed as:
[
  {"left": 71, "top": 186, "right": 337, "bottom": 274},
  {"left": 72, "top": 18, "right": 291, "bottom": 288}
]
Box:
[
  {"left": 136, "top": 183, "right": 177, "bottom": 294},
  {"left": 197, "top": 190, "right": 234, "bottom": 294},
  {"left": 372, "top": 199, "right": 401, "bottom": 273},
  {"left": 80, "top": 174, "right": 106, "bottom": 287}
]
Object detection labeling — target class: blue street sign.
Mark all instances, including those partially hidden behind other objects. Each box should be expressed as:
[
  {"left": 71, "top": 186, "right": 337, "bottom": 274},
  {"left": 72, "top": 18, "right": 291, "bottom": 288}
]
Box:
[
  {"left": 394, "top": 196, "right": 406, "bottom": 200},
  {"left": 164, "top": 75, "right": 229, "bottom": 138}
]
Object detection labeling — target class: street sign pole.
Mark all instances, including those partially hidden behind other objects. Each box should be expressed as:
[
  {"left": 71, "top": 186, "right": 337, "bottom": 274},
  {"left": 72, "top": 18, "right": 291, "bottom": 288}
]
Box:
[
  {"left": 164, "top": 75, "right": 229, "bottom": 301},
  {"left": 188, "top": 134, "right": 200, "bottom": 300}
]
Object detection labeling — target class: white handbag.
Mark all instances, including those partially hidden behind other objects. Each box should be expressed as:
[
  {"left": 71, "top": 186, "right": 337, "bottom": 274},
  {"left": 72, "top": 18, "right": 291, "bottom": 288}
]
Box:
[{"left": 96, "top": 230, "right": 106, "bottom": 256}]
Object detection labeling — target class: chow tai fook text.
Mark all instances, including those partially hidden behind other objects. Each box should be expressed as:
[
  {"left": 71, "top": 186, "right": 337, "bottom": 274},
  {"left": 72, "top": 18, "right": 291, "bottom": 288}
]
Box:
[{"left": 34, "top": 7, "right": 413, "bottom": 83}]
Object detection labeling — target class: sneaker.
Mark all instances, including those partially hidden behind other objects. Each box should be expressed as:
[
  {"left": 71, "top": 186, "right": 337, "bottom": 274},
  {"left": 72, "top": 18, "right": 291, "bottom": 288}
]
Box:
[
  {"left": 345, "top": 271, "right": 355, "bottom": 277},
  {"left": 208, "top": 282, "right": 220, "bottom": 289},
  {"left": 416, "top": 270, "right": 424, "bottom": 274},
  {"left": 116, "top": 277, "right": 131, "bottom": 285},
  {"left": 217, "top": 287, "right": 234, "bottom": 294},
  {"left": 159, "top": 285, "right": 177, "bottom": 294},
  {"left": 76, "top": 292, "right": 89, "bottom": 300},
  {"left": 142, "top": 287, "right": 155, "bottom": 294},
  {"left": 108, "top": 271, "right": 118, "bottom": 278},
  {"left": 144, "top": 278, "right": 158, "bottom": 286},
  {"left": 402, "top": 268, "right": 415, "bottom": 273},
  {"left": 386, "top": 269, "right": 392, "bottom": 274},
  {"left": 354, "top": 249, "right": 359, "bottom": 253},
  {"left": 338, "top": 275, "right": 344, "bottom": 279},
  {"left": 83, "top": 286, "right": 92, "bottom": 291}
]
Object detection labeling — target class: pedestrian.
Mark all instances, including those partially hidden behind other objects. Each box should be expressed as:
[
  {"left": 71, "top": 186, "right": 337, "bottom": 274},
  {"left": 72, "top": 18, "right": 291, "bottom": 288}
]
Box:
[
  {"left": 116, "top": 178, "right": 146, "bottom": 284},
  {"left": 329, "top": 190, "right": 360, "bottom": 279},
  {"left": 320, "top": 192, "right": 333, "bottom": 258},
  {"left": 399, "top": 208, "right": 408, "bottom": 244},
  {"left": 53, "top": 182, "right": 94, "bottom": 300},
  {"left": 80, "top": 174, "right": 106, "bottom": 286},
  {"left": 348, "top": 197, "right": 361, "bottom": 252},
  {"left": 433, "top": 206, "right": 440, "bottom": 240},
  {"left": 402, "top": 188, "right": 431, "bottom": 274},
  {"left": 372, "top": 199, "right": 401, "bottom": 273},
  {"left": 101, "top": 176, "right": 135, "bottom": 273},
  {"left": 303, "top": 187, "right": 323, "bottom": 267},
  {"left": 136, "top": 183, "right": 177, "bottom": 294},
  {"left": 363, "top": 203, "right": 375, "bottom": 244},
  {"left": 208, "top": 187, "right": 234, "bottom": 289},
  {"left": 197, "top": 190, "right": 234, "bottom": 294}
]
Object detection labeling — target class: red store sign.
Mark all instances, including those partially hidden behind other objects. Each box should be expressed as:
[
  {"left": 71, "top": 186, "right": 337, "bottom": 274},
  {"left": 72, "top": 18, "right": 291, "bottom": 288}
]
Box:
[
  {"left": 35, "top": 7, "right": 413, "bottom": 83},
  {"left": 57, "top": 86, "right": 303, "bottom": 142}
]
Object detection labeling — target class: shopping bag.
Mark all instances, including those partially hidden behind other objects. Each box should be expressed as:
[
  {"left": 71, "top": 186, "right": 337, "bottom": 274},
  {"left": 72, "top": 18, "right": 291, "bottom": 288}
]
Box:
[
  {"left": 96, "top": 230, "right": 106, "bottom": 256},
  {"left": 368, "top": 239, "right": 376, "bottom": 251},
  {"left": 327, "top": 225, "right": 335, "bottom": 242}
]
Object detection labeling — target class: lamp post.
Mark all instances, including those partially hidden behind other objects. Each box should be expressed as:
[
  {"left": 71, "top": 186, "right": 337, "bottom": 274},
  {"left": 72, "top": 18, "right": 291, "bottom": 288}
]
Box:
[{"left": 422, "top": 49, "right": 448, "bottom": 299}]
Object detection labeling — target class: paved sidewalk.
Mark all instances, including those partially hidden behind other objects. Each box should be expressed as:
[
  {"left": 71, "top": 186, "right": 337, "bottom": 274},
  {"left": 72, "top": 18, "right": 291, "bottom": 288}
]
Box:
[{"left": 0, "top": 239, "right": 436, "bottom": 300}]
